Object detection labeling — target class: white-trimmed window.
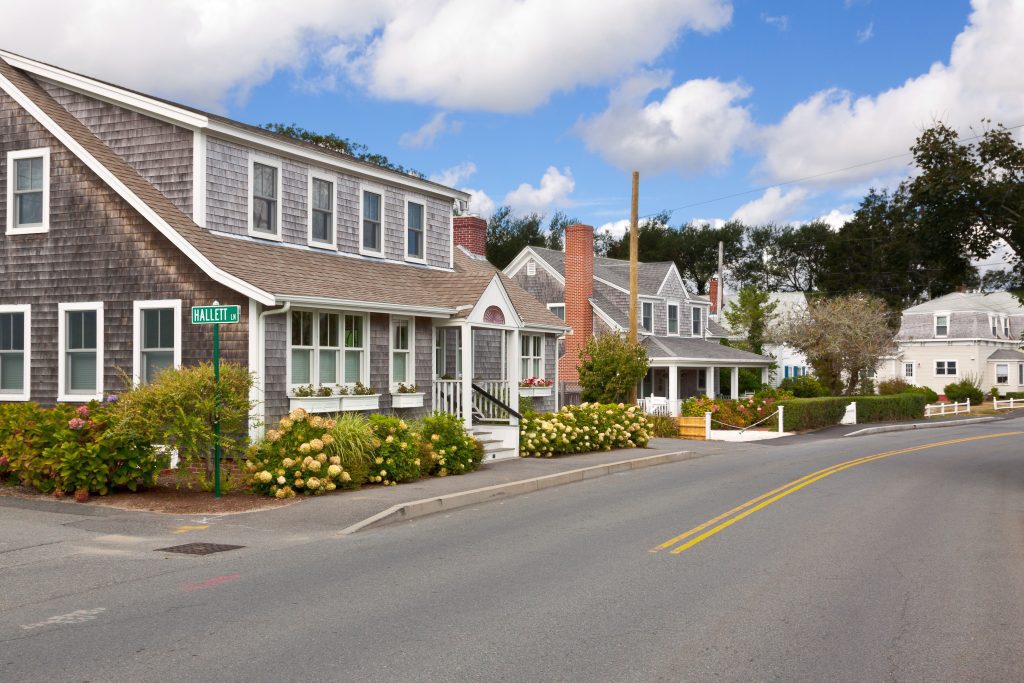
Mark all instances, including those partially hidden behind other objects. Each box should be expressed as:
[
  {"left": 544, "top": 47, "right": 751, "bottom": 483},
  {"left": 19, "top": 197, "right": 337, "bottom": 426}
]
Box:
[
  {"left": 434, "top": 328, "right": 445, "bottom": 377},
  {"left": 308, "top": 173, "right": 335, "bottom": 248},
  {"left": 58, "top": 302, "right": 103, "bottom": 401},
  {"left": 521, "top": 334, "right": 543, "bottom": 379},
  {"left": 641, "top": 302, "right": 653, "bottom": 333},
  {"left": 995, "top": 363, "right": 1009, "bottom": 385},
  {"left": 390, "top": 317, "right": 413, "bottom": 388},
  {"left": 547, "top": 303, "right": 565, "bottom": 321},
  {"left": 1003, "top": 316, "right": 1010, "bottom": 338},
  {"left": 0, "top": 305, "right": 30, "bottom": 400},
  {"left": 289, "top": 310, "right": 367, "bottom": 388},
  {"left": 360, "top": 186, "right": 384, "bottom": 256},
  {"left": 6, "top": 148, "right": 50, "bottom": 234},
  {"left": 343, "top": 315, "right": 366, "bottom": 385},
  {"left": 290, "top": 311, "right": 314, "bottom": 386},
  {"left": 405, "top": 198, "right": 425, "bottom": 262},
  {"left": 667, "top": 303, "right": 679, "bottom": 335},
  {"left": 904, "top": 362, "right": 914, "bottom": 379},
  {"left": 935, "top": 360, "right": 957, "bottom": 377},
  {"left": 318, "top": 313, "right": 341, "bottom": 385},
  {"left": 692, "top": 306, "right": 703, "bottom": 336},
  {"left": 934, "top": 314, "right": 949, "bottom": 337},
  {"left": 249, "top": 156, "right": 282, "bottom": 240},
  {"left": 133, "top": 300, "right": 181, "bottom": 385},
  {"left": 990, "top": 314, "right": 998, "bottom": 337}
]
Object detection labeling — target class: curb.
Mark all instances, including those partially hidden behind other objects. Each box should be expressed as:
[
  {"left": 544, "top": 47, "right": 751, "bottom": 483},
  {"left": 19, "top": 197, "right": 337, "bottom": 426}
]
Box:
[
  {"left": 843, "top": 416, "right": 999, "bottom": 437},
  {"left": 338, "top": 450, "right": 700, "bottom": 535}
]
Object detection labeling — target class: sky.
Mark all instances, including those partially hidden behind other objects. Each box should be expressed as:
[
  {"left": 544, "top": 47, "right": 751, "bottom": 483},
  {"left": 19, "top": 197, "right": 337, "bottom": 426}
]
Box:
[{"left": 3, "top": 0, "right": 1022, "bottom": 244}]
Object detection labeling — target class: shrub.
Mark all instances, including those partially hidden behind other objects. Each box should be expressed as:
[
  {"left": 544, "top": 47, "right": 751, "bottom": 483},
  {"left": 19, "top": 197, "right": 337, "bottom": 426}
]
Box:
[
  {"left": 779, "top": 375, "right": 830, "bottom": 398},
  {"left": 878, "top": 377, "right": 911, "bottom": 395},
  {"left": 680, "top": 397, "right": 718, "bottom": 417},
  {"left": 416, "top": 412, "right": 483, "bottom": 476},
  {"left": 577, "top": 334, "right": 649, "bottom": 403},
  {"left": 245, "top": 409, "right": 358, "bottom": 497},
  {"left": 1004, "top": 391, "right": 1024, "bottom": 399},
  {"left": 647, "top": 414, "right": 679, "bottom": 438},
  {"left": 519, "top": 403, "right": 650, "bottom": 458},
  {"left": 944, "top": 379, "right": 984, "bottom": 405},
  {"left": 109, "top": 362, "right": 254, "bottom": 489},
  {"left": 778, "top": 397, "right": 851, "bottom": 432},
  {"left": 854, "top": 394, "right": 927, "bottom": 422},
  {"left": 367, "top": 415, "right": 421, "bottom": 484},
  {"left": 679, "top": 393, "right": 785, "bottom": 430},
  {"left": 906, "top": 385, "right": 939, "bottom": 404}
]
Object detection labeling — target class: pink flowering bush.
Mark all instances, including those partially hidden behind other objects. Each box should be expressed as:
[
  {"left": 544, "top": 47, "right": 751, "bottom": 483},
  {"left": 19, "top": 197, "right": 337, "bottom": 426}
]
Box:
[{"left": 519, "top": 377, "right": 554, "bottom": 388}]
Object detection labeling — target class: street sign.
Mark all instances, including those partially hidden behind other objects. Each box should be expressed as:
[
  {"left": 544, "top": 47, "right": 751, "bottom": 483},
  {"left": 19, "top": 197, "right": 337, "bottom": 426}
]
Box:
[{"left": 191, "top": 305, "right": 240, "bottom": 325}]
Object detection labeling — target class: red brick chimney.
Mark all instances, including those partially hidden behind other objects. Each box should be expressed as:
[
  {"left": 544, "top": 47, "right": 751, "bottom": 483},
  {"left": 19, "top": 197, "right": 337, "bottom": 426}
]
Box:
[
  {"left": 709, "top": 276, "right": 720, "bottom": 315},
  {"left": 453, "top": 215, "right": 487, "bottom": 257},
  {"left": 559, "top": 224, "right": 594, "bottom": 383}
]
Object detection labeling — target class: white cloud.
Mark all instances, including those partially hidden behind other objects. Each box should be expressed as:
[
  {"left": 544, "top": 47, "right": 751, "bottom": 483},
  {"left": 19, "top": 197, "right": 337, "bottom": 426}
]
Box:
[
  {"left": 815, "top": 208, "right": 855, "bottom": 230},
  {"left": 463, "top": 188, "right": 496, "bottom": 217},
  {"left": 429, "top": 161, "right": 478, "bottom": 187},
  {"left": 399, "top": 112, "right": 462, "bottom": 148},
  {"left": 856, "top": 22, "right": 875, "bottom": 43},
  {"left": 503, "top": 167, "right": 576, "bottom": 214},
  {"left": 759, "top": 0, "right": 1024, "bottom": 186},
  {"left": 730, "top": 187, "right": 810, "bottom": 224},
  {"left": 576, "top": 71, "right": 754, "bottom": 175},
  {"left": 762, "top": 14, "right": 790, "bottom": 31},
  {"left": 597, "top": 219, "right": 631, "bottom": 239},
  {"left": 691, "top": 218, "right": 728, "bottom": 229}
]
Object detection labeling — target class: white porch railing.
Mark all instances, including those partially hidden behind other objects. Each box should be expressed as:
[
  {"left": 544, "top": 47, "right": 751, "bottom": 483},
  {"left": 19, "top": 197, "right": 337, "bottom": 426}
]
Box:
[
  {"left": 474, "top": 380, "right": 512, "bottom": 421},
  {"left": 432, "top": 379, "right": 463, "bottom": 418},
  {"left": 993, "top": 397, "right": 1022, "bottom": 410},
  {"left": 925, "top": 399, "right": 971, "bottom": 417}
]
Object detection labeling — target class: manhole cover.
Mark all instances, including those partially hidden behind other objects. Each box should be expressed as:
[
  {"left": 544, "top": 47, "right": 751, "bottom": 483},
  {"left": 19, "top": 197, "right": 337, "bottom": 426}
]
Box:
[{"left": 155, "top": 543, "right": 244, "bottom": 556}]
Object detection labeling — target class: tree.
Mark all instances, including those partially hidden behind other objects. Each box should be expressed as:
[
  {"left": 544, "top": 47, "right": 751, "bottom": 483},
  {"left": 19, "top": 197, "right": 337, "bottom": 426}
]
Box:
[
  {"left": 577, "top": 334, "right": 649, "bottom": 403},
  {"left": 723, "top": 286, "right": 778, "bottom": 355},
  {"left": 262, "top": 123, "right": 421, "bottom": 176},
  {"left": 774, "top": 295, "right": 893, "bottom": 395},
  {"left": 732, "top": 222, "right": 834, "bottom": 292},
  {"left": 484, "top": 207, "right": 578, "bottom": 269}
]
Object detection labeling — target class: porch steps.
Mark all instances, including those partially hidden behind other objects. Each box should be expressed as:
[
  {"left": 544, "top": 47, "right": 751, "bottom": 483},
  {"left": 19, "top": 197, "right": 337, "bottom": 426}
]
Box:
[{"left": 471, "top": 430, "right": 518, "bottom": 461}]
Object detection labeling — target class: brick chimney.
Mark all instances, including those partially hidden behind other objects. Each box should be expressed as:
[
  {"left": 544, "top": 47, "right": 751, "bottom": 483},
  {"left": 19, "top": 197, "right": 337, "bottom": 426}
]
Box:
[
  {"left": 559, "top": 224, "right": 594, "bottom": 383},
  {"left": 453, "top": 215, "right": 487, "bottom": 257},
  {"left": 708, "top": 276, "right": 720, "bottom": 315}
]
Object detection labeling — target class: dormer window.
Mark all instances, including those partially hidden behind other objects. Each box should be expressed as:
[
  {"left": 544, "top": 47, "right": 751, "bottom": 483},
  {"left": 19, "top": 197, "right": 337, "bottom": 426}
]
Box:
[
  {"left": 641, "top": 302, "right": 653, "bottom": 333},
  {"left": 6, "top": 148, "right": 50, "bottom": 235},
  {"left": 667, "top": 304, "right": 679, "bottom": 335},
  {"left": 934, "top": 314, "right": 949, "bottom": 337},
  {"left": 1003, "top": 316, "right": 1009, "bottom": 338},
  {"left": 406, "top": 199, "right": 425, "bottom": 262},
  {"left": 361, "top": 187, "right": 383, "bottom": 256},
  {"left": 249, "top": 157, "right": 281, "bottom": 240},
  {"left": 692, "top": 306, "right": 703, "bottom": 336},
  {"left": 308, "top": 174, "right": 335, "bottom": 248}
]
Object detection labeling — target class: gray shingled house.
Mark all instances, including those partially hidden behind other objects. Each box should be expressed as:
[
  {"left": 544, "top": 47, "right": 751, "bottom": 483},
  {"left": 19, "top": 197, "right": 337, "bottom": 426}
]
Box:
[
  {"left": 0, "top": 51, "right": 566, "bottom": 459},
  {"left": 504, "top": 224, "right": 770, "bottom": 414}
]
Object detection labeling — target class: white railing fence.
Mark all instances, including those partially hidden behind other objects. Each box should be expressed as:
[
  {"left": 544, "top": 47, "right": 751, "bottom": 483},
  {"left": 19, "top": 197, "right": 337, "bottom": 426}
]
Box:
[
  {"left": 473, "top": 380, "right": 512, "bottom": 421},
  {"left": 924, "top": 398, "right": 971, "bottom": 417},
  {"left": 432, "top": 379, "right": 463, "bottom": 418},
  {"left": 992, "top": 397, "right": 1022, "bottom": 410}
]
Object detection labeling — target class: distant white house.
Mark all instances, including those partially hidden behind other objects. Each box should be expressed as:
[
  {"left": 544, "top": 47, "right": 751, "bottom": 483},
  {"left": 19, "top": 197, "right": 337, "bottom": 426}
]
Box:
[{"left": 761, "top": 292, "right": 812, "bottom": 386}]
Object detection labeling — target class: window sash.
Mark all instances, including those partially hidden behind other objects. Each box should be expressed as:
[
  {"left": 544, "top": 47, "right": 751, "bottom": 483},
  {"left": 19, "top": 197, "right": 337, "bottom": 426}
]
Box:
[
  {"left": 67, "top": 311, "right": 97, "bottom": 351},
  {"left": 0, "top": 312, "right": 24, "bottom": 352},
  {"left": 363, "top": 191, "right": 382, "bottom": 252},
  {"left": 0, "top": 352, "right": 24, "bottom": 392},
  {"left": 996, "top": 364, "right": 1008, "bottom": 383},
  {"left": 667, "top": 305, "right": 678, "bottom": 334},
  {"left": 520, "top": 334, "right": 543, "bottom": 379},
  {"left": 692, "top": 307, "right": 702, "bottom": 335},
  {"left": 935, "top": 361, "right": 956, "bottom": 376},
  {"left": 311, "top": 178, "right": 333, "bottom": 243},
  {"left": 252, "top": 163, "right": 278, "bottom": 234},
  {"left": 14, "top": 157, "right": 44, "bottom": 227},
  {"left": 935, "top": 316, "right": 948, "bottom": 336},
  {"left": 904, "top": 363, "right": 914, "bottom": 378},
  {"left": 407, "top": 202, "right": 424, "bottom": 258},
  {"left": 641, "top": 303, "right": 652, "bottom": 332}
]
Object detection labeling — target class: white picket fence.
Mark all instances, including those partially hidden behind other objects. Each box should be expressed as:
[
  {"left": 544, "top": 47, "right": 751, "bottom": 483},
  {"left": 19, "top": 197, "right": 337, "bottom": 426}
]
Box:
[
  {"left": 992, "top": 397, "right": 1023, "bottom": 410},
  {"left": 924, "top": 399, "right": 971, "bottom": 417}
]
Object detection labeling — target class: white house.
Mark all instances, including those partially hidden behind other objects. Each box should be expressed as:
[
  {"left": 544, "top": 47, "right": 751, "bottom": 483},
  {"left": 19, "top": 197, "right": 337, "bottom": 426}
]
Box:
[{"left": 761, "top": 291, "right": 811, "bottom": 386}]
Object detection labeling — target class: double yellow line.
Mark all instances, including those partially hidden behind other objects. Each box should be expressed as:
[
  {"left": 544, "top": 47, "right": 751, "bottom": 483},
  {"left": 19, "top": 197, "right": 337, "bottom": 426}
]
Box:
[{"left": 651, "top": 432, "right": 1022, "bottom": 556}]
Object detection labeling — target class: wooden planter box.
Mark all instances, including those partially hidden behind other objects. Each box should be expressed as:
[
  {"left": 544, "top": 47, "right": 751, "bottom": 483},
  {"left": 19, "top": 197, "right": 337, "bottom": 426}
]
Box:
[
  {"left": 288, "top": 396, "right": 340, "bottom": 414},
  {"left": 391, "top": 392, "right": 425, "bottom": 409},
  {"left": 676, "top": 416, "right": 706, "bottom": 440},
  {"left": 519, "top": 386, "right": 553, "bottom": 397},
  {"left": 338, "top": 394, "right": 380, "bottom": 412}
]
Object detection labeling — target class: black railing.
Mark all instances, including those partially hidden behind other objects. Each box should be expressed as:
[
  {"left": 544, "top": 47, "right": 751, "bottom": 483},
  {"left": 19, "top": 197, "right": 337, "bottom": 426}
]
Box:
[{"left": 471, "top": 382, "right": 522, "bottom": 420}]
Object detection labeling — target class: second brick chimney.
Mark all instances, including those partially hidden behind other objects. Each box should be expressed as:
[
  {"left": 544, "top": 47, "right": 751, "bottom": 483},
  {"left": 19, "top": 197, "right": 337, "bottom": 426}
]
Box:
[
  {"left": 708, "top": 276, "right": 720, "bottom": 315},
  {"left": 453, "top": 215, "right": 487, "bottom": 257},
  {"left": 559, "top": 224, "right": 594, "bottom": 383}
]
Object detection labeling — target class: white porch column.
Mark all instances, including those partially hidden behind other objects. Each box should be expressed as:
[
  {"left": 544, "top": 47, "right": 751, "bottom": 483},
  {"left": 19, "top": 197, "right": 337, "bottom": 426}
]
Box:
[
  {"left": 730, "top": 366, "right": 739, "bottom": 400},
  {"left": 460, "top": 324, "right": 473, "bottom": 428},
  {"left": 507, "top": 328, "right": 520, "bottom": 423},
  {"left": 704, "top": 366, "right": 716, "bottom": 399},
  {"left": 761, "top": 366, "right": 769, "bottom": 386},
  {"left": 668, "top": 365, "right": 679, "bottom": 416}
]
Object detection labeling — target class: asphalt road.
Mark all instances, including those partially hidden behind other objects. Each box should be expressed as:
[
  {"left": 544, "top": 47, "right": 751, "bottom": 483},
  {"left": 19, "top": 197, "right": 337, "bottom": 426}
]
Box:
[{"left": 2, "top": 415, "right": 1023, "bottom": 682}]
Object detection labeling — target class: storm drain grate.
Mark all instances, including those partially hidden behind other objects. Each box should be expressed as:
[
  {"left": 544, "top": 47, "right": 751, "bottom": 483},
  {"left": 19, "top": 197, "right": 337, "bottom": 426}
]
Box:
[{"left": 155, "top": 543, "right": 244, "bottom": 556}]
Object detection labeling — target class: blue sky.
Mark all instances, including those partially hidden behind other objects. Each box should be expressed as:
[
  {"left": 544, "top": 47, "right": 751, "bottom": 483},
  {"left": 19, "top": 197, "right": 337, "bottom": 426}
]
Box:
[{"left": 4, "top": 1, "right": 1020, "bottom": 240}]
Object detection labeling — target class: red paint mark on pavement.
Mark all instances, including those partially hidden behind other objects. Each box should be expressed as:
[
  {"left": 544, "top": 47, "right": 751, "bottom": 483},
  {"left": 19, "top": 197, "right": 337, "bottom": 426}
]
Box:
[{"left": 180, "top": 574, "right": 241, "bottom": 592}]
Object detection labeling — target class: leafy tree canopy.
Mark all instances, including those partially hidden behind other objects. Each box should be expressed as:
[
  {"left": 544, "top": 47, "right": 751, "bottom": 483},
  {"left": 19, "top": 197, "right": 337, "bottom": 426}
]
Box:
[
  {"left": 485, "top": 207, "right": 577, "bottom": 270},
  {"left": 723, "top": 286, "right": 778, "bottom": 355},
  {"left": 262, "top": 123, "right": 422, "bottom": 177},
  {"left": 577, "top": 333, "right": 650, "bottom": 403}
]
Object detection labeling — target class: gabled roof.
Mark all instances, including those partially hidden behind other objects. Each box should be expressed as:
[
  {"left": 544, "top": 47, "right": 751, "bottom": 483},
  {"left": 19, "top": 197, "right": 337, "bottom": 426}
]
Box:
[
  {"left": 522, "top": 246, "right": 688, "bottom": 298},
  {"left": 903, "top": 291, "right": 1024, "bottom": 315},
  {"left": 644, "top": 336, "right": 770, "bottom": 364},
  {"left": 987, "top": 348, "right": 1024, "bottom": 361}
]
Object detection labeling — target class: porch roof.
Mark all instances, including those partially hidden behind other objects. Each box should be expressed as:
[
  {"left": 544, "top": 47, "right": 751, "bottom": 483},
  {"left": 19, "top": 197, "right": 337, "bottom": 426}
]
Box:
[
  {"left": 986, "top": 348, "right": 1024, "bottom": 361},
  {"left": 449, "top": 249, "right": 569, "bottom": 329},
  {"left": 643, "top": 335, "right": 771, "bottom": 364}
]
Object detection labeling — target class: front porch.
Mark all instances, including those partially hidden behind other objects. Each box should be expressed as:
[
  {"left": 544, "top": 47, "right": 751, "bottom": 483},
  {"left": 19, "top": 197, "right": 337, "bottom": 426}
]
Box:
[{"left": 638, "top": 363, "right": 770, "bottom": 416}]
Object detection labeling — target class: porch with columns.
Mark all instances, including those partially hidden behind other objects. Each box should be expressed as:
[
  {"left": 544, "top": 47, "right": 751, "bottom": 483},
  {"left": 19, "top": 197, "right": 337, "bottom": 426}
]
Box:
[{"left": 638, "top": 363, "right": 770, "bottom": 416}]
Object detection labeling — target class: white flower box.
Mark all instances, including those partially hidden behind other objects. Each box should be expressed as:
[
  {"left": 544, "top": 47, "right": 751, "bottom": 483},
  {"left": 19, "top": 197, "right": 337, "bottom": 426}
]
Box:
[
  {"left": 519, "top": 386, "right": 553, "bottom": 397},
  {"left": 288, "top": 396, "right": 340, "bottom": 413},
  {"left": 338, "top": 394, "right": 380, "bottom": 412},
  {"left": 391, "top": 392, "right": 425, "bottom": 408}
]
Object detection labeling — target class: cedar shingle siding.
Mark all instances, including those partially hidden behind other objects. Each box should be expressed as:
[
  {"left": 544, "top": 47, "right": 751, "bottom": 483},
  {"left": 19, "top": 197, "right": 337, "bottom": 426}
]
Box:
[{"left": 0, "top": 89, "right": 247, "bottom": 404}]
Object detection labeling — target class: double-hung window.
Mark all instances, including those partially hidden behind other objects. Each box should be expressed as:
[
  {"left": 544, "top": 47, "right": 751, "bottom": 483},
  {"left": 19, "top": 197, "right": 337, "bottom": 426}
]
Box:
[
  {"left": 667, "top": 304, "right": 679, "bottom": 335},
  {"left": 934, "top": 314, "right": 949, "bottom": 337},
  {"left": 361, "top": 188, "right": 383, "bottom": 255},
  {"left": 406, "top": 199, "right": 425, "bottom": 262},
  {"left": 250, "top": 158, "right": 281, "bottom": 239},
  {"left": 290, "top": 311, "right": 314, "bottom": 386},
  {"left": 133, "top": 300, "right": 180, "bottom": 385},
  {"left": 318, "top": 313, "right": 340, "bottom": 385},
  {"left": 641, "top": 302, "right": 653, "bottom": 333},
  {"left": 0, "top": 306, "right": 29, "bottom": 400},
  {"left": 309, "top": 174, "right": 334, "bottom": 247},
  {"left": 1003, "top": 317, "right": 1010, "bottom": 338},
  {"left": 692, "top": 306, "right": 703, "bottom": 336},
  {"left": 935, "top": 360, "right": 957, "bottom": 376},
  {"left": 521, "top": 334, "right": 543, "bottom": 379},
  {"left": 6, "top": 148, "right": 49, "bottom": 234},
  {"left": 996, "top": 363, "right": 1009, "bottom": 385},
  {"left": 990, "top": 315, "right": 998, "bottom": 337},
  {"left": 904, "top": 362, "right": 914, "bottom": 379},
  {"left": 547, "top": 303, "right": 565, "bottom": 321},
  {"left": 290, "top": 311, "right": 366, "bottom": 388},
  {"left": 344, "top": 315, "right": 365, "bottom": 385},
  {"left": 390, "top": 317, "right": 413, "bottom": 388},
  {"left": 59, "top": 302, "right": 103, "bottom": 401}
]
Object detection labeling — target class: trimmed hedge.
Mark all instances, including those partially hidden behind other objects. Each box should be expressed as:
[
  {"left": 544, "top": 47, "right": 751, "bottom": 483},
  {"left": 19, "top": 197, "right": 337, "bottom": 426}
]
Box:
[{"left": 780, "top": 393, "right": 927, "bottom": 432}]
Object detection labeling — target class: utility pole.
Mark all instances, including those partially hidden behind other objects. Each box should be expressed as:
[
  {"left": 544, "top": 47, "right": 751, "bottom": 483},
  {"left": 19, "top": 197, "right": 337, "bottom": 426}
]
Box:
[
  {"left": 716, "top": 240, "right": 724, "bottom": 319},
  {"left": 628, "top": 171, "right": 639, "bottom": 404}
]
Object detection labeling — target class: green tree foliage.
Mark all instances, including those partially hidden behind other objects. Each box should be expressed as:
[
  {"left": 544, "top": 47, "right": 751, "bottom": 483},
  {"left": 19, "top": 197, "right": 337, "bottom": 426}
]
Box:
[
  {"left": 484, "top": 207, "right": 577, "bottom": 269},
  {"left": 733, "top": 222, "right": 833, "bottom": 292},
  {"left": 577, "top": 333, "right": 650, "bottom": 403},
  {"left": 262, "top": 123, "right": 422, "bottom": 177},
  {"left": 723, "top": 286, "right": 778, "bottom": 355}
]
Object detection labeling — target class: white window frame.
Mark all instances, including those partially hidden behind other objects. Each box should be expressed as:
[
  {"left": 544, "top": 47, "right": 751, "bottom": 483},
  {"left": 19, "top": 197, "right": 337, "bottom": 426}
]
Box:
[
  {"left": 57, "top": 301, "right": 103, "bottom": 402},
  {"left": 520, "top": 333, "right": 544, "bottom": 380},
  {"left": 342, "top": 313, "right": 368, "bottom": 387},
  {"left": 933, "top": 313, "right": 949, "bottom": 338},
  {"left": 903, "top": 362, "right": 915, "bottom": 380},
  {"left": 0, "top": 304, "right": 31, "bottom": 401},
  {"left": 934, "top": 359, "right": 957, "bottom": 378},
  {"left": 691, "top": 306, "right": 703, "bottom": 336},
  {"left": 389, "top": 316, "right": 414, "bottom": 390},
  {"left": 247, "top": 154, "right": 283, "bottom": 241},
  {"left": 641, "top": 301, "right": 653, "bottom": 333},
  {"left": 132, "top": 299, "right": 182, "bottom": 386},
  {"left": 667, "top": 302, "right": 679, "bottom": 336},
  {"left": 989, "top": 314, "right": 998, "bottom": 337},
  {"left": 286, "top": 310, "right": 370, "bottom": 389},
  {"left": 995, "top": 363, "right": 1009, "bottom": 385},
  {"left": 1002, "top": 316, "right": 1009, "bottom": 338},
  {"left": 307, "top": 170, "right": 336, "bottom": 249},
  {"left": 6, "top": 147, "right": 50, "bottom": 235},
  {"left": 359, "top": 182, "right": 385, "bottom": 257},
  {"left": 287, "top": 310, "right": 315, "bottom": 389},
  {"left": 404, "top": 196, "right": 427, "bottom": 264},
  {"left": 547, "top": 303, "right": 565, "bottom": 321}
]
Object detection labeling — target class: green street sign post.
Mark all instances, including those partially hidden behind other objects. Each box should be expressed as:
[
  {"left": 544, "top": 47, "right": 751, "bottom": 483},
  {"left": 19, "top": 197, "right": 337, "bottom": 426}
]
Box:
[{"left": 191, "top": 303, "right": 241, "bottom": 498}]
